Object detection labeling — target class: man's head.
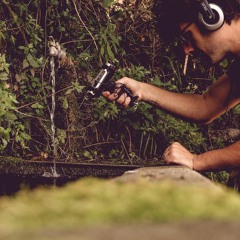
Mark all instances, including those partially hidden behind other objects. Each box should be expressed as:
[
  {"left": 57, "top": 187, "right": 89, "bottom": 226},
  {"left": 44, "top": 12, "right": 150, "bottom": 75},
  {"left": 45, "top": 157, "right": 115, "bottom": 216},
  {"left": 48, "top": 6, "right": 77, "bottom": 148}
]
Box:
[{"left": 152, "top": 0, "right": 240, "bottom": 42}]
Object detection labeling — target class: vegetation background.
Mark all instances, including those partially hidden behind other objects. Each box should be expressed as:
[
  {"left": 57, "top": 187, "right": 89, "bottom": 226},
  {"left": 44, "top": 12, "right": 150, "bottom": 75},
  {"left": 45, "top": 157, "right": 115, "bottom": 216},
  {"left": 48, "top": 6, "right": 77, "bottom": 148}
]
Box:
[{"left": 0, "top": 0, "right": 239, "bottom": 178}]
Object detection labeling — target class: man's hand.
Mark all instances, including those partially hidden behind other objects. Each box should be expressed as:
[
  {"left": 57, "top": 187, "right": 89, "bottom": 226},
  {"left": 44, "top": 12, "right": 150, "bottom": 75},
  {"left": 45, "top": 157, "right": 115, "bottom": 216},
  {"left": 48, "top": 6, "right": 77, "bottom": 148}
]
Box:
[
  {"left": 163, "top": 142, "right": 196, "bottom": 170},
  {"left": 102, "top": 77, "right": 142, "bottom": 107}
]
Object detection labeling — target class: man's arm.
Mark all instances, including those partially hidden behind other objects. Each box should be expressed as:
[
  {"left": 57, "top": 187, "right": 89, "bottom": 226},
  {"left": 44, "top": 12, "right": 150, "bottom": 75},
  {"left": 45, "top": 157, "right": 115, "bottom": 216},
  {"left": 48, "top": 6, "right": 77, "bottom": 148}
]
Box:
[
  {"left": 104, "top": 73, "right": 240, "bottom": 124},
  {"left": 163, "top": 141, "right": 240, "bottom": 171},
  {"left": 195, "top": 141, "right": 240, "bottom": 171}
]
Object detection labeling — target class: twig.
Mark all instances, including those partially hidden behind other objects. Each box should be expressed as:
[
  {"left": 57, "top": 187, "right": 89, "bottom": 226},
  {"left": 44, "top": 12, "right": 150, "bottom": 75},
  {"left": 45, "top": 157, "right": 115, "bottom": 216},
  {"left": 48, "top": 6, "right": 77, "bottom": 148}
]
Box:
[
  {"left": 71, "top": 0, "right": 98, "bottom": 50},
  {"left": 16, "top": 85, "right": 73, "bottom": 110},
  {"left": 121, "top": 139, "right": 133, "bottom": 165},
  {"left": 83, "top": 141, "right": 121, "bottom": 148},
  {"left": 14, "top": 109, "right": 49, "bottom": 122},
  {"left": 2, "top": 0, "right": 28, "bottom": 45}
]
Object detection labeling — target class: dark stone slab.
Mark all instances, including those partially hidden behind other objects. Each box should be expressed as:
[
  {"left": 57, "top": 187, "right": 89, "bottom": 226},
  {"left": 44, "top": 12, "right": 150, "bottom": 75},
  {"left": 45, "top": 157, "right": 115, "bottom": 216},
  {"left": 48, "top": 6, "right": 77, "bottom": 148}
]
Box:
[{"left": 0, "top": 157, "right": 140, "bottom": 178}]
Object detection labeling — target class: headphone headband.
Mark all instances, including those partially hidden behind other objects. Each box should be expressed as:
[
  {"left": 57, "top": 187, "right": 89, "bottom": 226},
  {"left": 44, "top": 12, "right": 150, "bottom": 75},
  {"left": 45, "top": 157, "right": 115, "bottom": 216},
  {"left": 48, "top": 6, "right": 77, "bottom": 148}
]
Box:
[
  {"left": 198, "top": 0, "right": 225, "bottom": 31},
  {"left": 199, "top": 0, "right": 216, "bottom": 20}
]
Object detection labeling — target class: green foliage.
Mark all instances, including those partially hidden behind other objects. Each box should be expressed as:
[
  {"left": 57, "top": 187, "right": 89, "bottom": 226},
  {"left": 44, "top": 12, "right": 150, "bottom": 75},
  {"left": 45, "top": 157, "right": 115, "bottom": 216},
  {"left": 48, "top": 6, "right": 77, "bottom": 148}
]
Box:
[
  {"left": 0, "top": 54, "right": 30, "bottom": 151},
  {"left": 98, "top": 23, "right": 121, "bottom": 62},
  {"left": 233, "top": 104, "right": 240, "bottom": 115}
]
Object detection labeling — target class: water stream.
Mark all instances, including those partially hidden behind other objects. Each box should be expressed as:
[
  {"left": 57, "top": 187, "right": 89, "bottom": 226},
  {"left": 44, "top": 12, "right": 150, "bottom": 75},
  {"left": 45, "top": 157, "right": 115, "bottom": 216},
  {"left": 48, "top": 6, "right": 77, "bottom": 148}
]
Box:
[
  {"left": 49, "top": 55, "right": 59, "bottom": 177},
  {"left": 43, "top": 36, "right": 63, "bottom": 178}
]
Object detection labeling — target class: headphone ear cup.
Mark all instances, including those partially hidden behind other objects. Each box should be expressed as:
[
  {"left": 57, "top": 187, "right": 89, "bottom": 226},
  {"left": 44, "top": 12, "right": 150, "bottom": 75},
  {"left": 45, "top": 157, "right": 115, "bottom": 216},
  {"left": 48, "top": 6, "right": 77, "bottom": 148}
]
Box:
[{"left": 198, "top": 3, "right": 224, "bottom": 31}]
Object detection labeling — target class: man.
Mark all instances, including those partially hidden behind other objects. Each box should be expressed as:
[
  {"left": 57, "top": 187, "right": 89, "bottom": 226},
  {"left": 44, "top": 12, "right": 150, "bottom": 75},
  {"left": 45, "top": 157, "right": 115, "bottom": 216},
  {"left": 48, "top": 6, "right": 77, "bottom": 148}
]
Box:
[{"left": 103, "top": 0, "right": 240, "bottom": 172}]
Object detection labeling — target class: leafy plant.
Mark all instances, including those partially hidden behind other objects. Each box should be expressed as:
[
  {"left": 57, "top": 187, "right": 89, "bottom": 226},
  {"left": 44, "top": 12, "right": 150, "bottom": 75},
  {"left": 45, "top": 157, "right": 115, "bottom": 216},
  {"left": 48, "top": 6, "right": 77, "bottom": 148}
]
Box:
[{"left": 0, "top": 54, "right": 30, "bottom": 151}]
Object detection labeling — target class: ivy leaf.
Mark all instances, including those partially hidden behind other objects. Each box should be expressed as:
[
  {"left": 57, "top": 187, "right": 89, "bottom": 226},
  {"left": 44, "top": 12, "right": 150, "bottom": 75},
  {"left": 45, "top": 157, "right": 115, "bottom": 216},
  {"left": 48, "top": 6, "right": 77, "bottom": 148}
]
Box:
[
  {"left": 0, "top": 72, "right": 9, "bottom": 80},
  {"left": 107, "top": 43, "right": 114, "bottom": 59},
  {"left": 109, "top": 34, "right": 119, "bottom": 46},
  {"left": 23, "top": 59, "right": 29, "bottom": 69},
  {"left": 100, "top": 45, "right": 105, "bottom": 57},
  {"left": 102, "top": 0, "right": 114, "bottom": 7},
  {"left": 6, "top": 112, "right": 18, "bottom": 121},
  {"left": 63, "top": 98, "right": 68, "bottom": 110},
  {"left": 31, "top": 102, "right": 44, "bottom": 109},
  {"left": 233, "top": 105, "right": 240, "bottom": 114},
  {"left": 27, "top": 53, "right": 40, "bottom": 68}
]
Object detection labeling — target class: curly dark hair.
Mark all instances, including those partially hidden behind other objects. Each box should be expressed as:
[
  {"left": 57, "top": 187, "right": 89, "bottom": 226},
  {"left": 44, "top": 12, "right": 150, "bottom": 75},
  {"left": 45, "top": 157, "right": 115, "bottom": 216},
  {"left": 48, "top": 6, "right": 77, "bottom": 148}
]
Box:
[{"left": 152, "top": 0, "right": 240, "bottom": 42}]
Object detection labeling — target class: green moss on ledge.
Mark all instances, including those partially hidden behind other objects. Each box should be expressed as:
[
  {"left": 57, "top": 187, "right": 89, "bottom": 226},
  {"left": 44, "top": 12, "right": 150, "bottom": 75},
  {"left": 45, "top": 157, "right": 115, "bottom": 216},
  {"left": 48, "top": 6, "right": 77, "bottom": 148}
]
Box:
[{"left": 0, "top": 177, "right": 240, "bottom": 239}]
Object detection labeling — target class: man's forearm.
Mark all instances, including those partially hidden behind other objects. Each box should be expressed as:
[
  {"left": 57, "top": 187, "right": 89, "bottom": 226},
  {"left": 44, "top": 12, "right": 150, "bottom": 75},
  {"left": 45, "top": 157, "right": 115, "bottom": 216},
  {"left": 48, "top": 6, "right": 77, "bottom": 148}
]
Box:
[
  {"left": 140, "top": 74, "right": 240, "bottom": 124},
  {"left": 141, "top": 82, "right": 210, "bottom": 123},
  {"left": 194, "top": 141, "right": 240, "bottom": 171}
]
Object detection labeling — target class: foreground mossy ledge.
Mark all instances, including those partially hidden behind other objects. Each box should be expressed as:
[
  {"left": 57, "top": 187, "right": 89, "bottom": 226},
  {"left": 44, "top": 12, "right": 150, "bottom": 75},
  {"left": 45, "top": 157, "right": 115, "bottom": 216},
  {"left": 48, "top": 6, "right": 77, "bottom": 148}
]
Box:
[{"left": 0, "top": 177, "right": 240, "bottom": 235}]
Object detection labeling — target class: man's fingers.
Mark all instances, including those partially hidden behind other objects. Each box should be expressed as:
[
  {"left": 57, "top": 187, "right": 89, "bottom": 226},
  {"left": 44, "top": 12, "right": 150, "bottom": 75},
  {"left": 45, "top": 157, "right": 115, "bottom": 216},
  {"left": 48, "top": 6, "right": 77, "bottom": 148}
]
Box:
[
  {"left": 162, "top": 142, "right": 194, "bottom": 169},
  {"left": 103, "top": 90, "right": 132, "bottom": 107},
  {"left": 102, "top": 91, "right": 111, "bottom": 98}
]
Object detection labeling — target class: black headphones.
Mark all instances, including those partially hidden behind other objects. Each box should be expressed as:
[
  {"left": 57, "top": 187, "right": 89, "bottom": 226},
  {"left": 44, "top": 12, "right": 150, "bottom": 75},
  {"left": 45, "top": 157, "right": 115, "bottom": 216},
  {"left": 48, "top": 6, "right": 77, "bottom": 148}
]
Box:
[{"left": 197, "top": 0, "right": 225, "bottom": 31}]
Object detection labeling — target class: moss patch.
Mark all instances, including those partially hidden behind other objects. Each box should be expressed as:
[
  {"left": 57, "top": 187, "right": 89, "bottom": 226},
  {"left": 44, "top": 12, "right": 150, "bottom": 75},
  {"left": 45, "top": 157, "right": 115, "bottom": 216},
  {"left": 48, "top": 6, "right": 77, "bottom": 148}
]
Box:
[{"left": 0, "top": 177, "right": 240, "bottom": 237}]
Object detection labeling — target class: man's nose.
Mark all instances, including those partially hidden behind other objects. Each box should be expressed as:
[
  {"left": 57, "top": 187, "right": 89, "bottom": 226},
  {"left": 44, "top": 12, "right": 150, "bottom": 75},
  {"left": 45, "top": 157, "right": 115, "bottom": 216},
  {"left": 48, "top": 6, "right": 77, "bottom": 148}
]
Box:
[{"left": 183, "top": 43, "right": 195, "bottom": 55}]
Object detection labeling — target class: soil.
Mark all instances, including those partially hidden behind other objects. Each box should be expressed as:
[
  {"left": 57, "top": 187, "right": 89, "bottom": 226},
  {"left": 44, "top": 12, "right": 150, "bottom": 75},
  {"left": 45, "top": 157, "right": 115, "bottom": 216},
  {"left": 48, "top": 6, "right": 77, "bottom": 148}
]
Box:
[{"left": 11, "top": 221, "right": 240, "bottom": 240}]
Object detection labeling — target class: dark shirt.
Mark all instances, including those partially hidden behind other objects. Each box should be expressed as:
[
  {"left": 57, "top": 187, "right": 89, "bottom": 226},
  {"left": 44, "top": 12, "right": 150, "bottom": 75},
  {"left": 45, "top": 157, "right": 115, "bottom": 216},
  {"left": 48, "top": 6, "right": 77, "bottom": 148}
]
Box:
[{"left": 226, "top": 57, "right": 240, "bottom": 97}]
